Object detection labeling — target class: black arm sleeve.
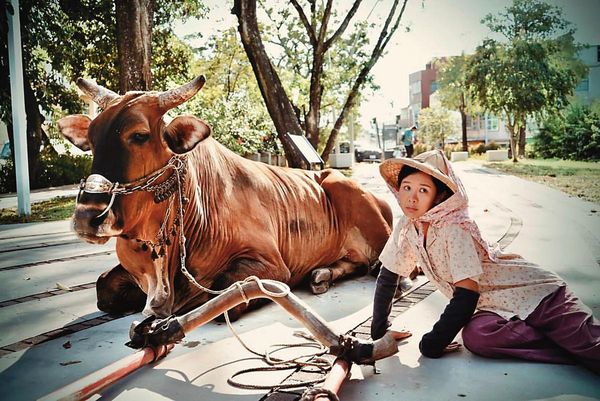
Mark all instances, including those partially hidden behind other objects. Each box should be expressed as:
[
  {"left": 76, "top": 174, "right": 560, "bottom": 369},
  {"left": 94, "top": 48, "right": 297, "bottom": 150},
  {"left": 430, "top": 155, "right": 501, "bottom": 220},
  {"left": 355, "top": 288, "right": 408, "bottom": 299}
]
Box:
[
  {"left": 419, "top": 286, "right": 480, "bottom": 358},
  {"left": 371, "top": 266, "right": 399, "bottom": 340}
]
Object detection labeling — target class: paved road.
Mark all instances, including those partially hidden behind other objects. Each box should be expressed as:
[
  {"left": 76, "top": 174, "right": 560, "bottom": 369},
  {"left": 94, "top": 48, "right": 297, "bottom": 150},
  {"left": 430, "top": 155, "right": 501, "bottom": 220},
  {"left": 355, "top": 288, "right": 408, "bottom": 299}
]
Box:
[
  {"left": 0, "top": 161, "right": 598, "bottom": 401},
  {"left": 0, "top": 184, "right": 79, "bottom": 210}
]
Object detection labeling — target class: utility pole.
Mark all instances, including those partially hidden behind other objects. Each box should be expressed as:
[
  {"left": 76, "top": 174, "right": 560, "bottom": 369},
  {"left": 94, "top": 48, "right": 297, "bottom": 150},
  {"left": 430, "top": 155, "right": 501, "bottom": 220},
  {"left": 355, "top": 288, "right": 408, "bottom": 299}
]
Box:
[
  {"left": 372, "top": 117, "right": 381, "bottom": 149},
  {"left": 7, "top": 0, "right": 31, "bottom": 216},
  {"left": 348, "top": 113, "right": 354, "bottom": 164}
]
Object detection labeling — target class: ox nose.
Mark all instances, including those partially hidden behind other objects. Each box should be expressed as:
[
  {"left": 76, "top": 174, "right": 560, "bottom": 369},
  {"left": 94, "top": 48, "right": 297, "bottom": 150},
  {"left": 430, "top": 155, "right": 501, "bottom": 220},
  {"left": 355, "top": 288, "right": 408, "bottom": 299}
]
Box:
[
  {"left": 74, "top": 203, "right": 109, "bottom": 228},
  {"left": 74, "top": 193, "right": 115, "bottom": 230}
]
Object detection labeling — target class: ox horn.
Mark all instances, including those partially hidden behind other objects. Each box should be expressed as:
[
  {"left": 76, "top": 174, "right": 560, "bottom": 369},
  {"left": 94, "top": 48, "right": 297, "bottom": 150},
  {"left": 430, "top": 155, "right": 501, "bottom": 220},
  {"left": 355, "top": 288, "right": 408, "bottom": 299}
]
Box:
[
  {"left": 158, "top": 75, "right": 206, "bottom": 111},
  {"left": 76, "top": 78, "right": 120, "bottom": 110}
]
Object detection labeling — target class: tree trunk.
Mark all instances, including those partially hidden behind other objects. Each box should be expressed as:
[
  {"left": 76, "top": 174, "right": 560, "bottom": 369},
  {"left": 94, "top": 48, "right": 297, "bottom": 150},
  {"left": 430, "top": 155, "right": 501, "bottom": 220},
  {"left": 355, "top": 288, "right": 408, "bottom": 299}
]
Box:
[
  {"left": 233, "top": 0, "right": 306, "bottom": 168},
  {"left": 23, "top": 78, "right": 44, "bottom": 183},
  {"left": 306, "top": 51, "right": 324, "bottom": 149},
  {"left": 507, "top": 124, "right": 518, "bottom": 162},
  {"left": 323, "top": 66, "right": 369, "bottom": 161},
  {"left": 518, "top": 125, "right": 526, "bottom": 157},
  {"left": 115, "top": 0, "right": 153, "bottom": 92},
  {"left": 460, "top": 106, "right": 468, "bottom": 152},
  {"left": 234, "top": 0, "right": 407, "bottom": 164}
]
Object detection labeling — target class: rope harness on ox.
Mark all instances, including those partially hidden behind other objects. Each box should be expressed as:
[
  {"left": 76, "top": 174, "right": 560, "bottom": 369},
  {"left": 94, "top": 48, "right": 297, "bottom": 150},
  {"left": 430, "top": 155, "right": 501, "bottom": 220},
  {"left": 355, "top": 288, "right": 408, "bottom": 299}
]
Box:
[
  {"left": 77, "top": 155, "right": 187, "bottom": 259},
  {"left": 77, "top": 155, "right": 188, "bottom": 211}
]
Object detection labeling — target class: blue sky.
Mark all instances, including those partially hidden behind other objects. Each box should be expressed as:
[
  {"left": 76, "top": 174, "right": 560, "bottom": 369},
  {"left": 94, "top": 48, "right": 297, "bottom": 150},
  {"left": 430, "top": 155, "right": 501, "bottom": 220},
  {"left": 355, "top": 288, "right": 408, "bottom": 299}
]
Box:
[{"left": 175, "top": 0, "right": 600, "bottom": 127}]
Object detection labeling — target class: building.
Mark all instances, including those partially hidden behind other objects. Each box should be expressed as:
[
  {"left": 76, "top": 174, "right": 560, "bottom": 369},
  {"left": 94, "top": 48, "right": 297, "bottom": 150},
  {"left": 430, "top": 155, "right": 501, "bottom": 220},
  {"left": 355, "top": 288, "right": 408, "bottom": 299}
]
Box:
[
  {"left": 574, "top": 45, "right": 600, "bottom": 105},
  {"left": 395, "top": 106, "right": 411, "bottom": 132},
  {"left": 404, "top": 45, "right": 600, "bottom": 147},
  {"left": 429, "top": 92, "right": 511, "bottom": 145},
  {"left": 407, "top": 59, "right": 442, "bottom": 127}
]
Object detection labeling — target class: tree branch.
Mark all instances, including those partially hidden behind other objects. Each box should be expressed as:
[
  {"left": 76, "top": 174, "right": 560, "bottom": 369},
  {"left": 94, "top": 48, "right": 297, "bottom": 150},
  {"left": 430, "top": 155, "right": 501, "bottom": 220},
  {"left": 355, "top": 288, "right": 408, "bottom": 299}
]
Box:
[
  {"left": 321, "top": 0, "right": 409, "bottom": 160},
  {"left": 317, "top": 0, "right": 333, "bottom": 47},
  {"left": 324, "top": 0, "right": 362, "bottom": 51},
  {"left": 290, "top": 0, "right": 317, "bottom": 47}
]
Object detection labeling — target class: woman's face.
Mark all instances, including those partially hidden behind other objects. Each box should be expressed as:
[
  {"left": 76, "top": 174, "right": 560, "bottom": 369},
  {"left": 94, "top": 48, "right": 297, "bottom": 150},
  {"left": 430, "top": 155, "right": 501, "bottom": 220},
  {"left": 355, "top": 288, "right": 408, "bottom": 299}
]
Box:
[{"left": 398, "top": 170, "right": 438, "bottom": 219}]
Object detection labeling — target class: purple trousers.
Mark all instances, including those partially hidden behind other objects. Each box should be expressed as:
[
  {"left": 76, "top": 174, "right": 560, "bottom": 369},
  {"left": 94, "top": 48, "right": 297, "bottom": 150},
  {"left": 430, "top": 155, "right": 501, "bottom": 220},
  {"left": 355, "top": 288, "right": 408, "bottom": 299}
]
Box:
[{"left": 462, "top": 286, "right": 600, "bottom": 375}]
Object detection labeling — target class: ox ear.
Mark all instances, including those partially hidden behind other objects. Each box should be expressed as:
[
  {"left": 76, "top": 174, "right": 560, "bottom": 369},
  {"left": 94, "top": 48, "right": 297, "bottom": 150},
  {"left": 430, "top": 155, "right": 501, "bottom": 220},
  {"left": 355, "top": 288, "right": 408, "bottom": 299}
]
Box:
[
  {"left": 57, "top": 114, "right": 92, "bottom": 151},
  {"left": 164, "top": 115, "right": 211, "bottom": 154}
]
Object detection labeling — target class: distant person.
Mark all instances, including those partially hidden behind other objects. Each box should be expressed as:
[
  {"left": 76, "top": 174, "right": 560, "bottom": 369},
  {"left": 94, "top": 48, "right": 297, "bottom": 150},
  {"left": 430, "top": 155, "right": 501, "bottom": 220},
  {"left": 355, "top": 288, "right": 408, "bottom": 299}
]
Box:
[
  {"left": 371, "top": 150, "right": 600, "bottom": 374},
  {"left": 402, "top": 125, "right": 417, "bottom": 157}
]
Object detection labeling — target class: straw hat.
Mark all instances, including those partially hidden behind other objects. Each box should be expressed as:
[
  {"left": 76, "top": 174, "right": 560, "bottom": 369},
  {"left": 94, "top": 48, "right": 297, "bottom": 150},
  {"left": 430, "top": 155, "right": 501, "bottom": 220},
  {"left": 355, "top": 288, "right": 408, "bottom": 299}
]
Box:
[{"left": 379, "top": 149, "right": 457, "bottom": 193}]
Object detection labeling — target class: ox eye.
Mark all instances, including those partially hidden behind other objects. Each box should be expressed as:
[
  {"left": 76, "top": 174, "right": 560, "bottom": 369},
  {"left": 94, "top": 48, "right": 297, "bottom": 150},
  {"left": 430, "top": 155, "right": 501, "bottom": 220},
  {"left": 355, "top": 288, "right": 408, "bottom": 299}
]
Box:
[{"left": 129, "top": 132, "right": 150, "bottom": 145}]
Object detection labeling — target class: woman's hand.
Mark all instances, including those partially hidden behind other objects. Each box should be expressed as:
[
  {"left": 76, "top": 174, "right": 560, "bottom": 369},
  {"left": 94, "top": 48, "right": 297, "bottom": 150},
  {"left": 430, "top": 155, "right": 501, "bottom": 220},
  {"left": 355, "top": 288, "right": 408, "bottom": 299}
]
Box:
[
  {"left": 390, "top": 330, "right": 412, "bottom": 341},
  {"left": 444, "top": 342, "right": 462, "bottom": 353}
]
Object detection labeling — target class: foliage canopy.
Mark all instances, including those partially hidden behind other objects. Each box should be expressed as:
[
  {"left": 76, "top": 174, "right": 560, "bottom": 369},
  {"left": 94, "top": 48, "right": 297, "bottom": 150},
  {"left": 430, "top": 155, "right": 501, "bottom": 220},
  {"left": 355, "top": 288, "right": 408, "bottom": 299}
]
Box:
[{"left": 466, "top": 0, "right": 586, "bottom": 161}]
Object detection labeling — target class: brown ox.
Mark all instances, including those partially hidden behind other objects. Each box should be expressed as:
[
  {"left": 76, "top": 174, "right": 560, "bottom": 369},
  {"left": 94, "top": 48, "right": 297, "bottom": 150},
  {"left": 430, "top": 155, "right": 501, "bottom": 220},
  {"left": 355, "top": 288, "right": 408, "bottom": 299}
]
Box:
[{"left": 58, "top": 75, "right": 393, "bottom": 319}]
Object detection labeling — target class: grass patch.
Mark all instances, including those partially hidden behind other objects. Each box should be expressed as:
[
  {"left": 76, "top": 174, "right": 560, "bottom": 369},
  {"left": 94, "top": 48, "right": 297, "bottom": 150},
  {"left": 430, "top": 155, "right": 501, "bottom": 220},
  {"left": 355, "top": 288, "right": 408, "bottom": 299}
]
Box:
[
  {"left": 0, "top": 196, "right": 75, "bottom": 224},
  {"left": 483, "top": 158, "right": 600, "bottom": 204}
]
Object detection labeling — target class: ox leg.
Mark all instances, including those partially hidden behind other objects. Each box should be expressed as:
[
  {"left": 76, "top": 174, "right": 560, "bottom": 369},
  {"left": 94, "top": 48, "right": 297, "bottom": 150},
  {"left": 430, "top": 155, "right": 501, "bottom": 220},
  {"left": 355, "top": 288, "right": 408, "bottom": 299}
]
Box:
[
  {"left": 96, "top": 264, "right": 146, "bottom": 316},
  {"left": 315, "top": 170, "right": 412, "bottom": 294},
  {"left": 212, "top": 258, "right": 291, "bottom": 322},
  {"left": 310, "top": 259, "right": 370, "bottom": 295}
]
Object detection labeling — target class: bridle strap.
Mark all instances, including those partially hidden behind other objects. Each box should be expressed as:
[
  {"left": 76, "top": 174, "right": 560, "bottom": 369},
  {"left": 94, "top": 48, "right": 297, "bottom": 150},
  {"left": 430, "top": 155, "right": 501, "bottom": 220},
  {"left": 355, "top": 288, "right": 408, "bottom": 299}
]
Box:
[{"left": 76, "top": 155, "right": 186, "bottom": 218}]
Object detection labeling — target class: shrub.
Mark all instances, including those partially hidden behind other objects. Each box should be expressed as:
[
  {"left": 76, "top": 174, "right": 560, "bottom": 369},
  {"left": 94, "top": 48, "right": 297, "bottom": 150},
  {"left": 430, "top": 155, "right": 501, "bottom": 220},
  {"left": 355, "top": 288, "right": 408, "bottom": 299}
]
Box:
[
  {"left": 485, "top": 141, "right": 500, "bottom": 151},
  {"left": 534, "top": 103, "right": 600, "bottom": 161},
  {"left": 0, "top": 159, "right": 16, "bottom": 193},
  {"left": 413, "top": 142, "right": 433, "bottom": 156},
  {"left": 0, "top": 148, "right": 92, "bottom": 193},
  {"left": 36, "top": 148, "right": 92, "bottom": 188},
  {"left": 443, "top": 143, "right": 463, "bottom": 159},
  {"left": 471, "top": 143, "right": 487, "bottom": 155},
  {"left": 470, "top": 141, "right": 500, "bottom": 155}
]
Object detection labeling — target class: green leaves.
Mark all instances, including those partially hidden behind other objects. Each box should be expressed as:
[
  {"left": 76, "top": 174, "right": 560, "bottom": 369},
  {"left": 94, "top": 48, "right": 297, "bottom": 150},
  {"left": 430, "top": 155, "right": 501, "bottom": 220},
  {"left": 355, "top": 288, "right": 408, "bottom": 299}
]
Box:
[
  {"left": 183, "top": 27, "right": 276, "bottom": 155},
  {"left": 418, "top": 107, "right": 455, "bottom": 149},
  {"left": 535, "top": 103, "right": 600, "bottom": 161},
  {"left": 465, "top": 0, "right": 585, "bottom": 160},
  {"left": 481, "top": 0, "right": 573, "bottom": 41}
]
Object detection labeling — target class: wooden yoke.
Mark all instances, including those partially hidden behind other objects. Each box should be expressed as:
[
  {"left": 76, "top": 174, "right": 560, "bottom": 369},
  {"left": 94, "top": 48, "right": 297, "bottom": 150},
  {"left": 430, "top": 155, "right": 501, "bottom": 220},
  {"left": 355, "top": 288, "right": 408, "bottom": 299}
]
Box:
[
  {"left": 41, "top": 279, "right": 400, "bottom": 401},
  {"left": 156, "top": 279, "right": 399, "bottom": 363}
]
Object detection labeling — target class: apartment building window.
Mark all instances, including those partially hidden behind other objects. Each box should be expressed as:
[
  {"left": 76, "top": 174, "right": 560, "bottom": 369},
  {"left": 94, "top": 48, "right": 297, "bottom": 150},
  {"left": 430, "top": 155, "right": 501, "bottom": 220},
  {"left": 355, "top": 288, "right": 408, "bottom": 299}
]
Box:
[
  {"left": 576, "top": 78, "right": 590, "bottom": 92},
  {"left": 486, "top": 115, "right": 499, "bottom": 131},
  {"left": 597, "top": 45, "right": 600, "bottom": 62},
  {"left": 430, "top": 81, "right": 438, "bottom": 93},
  {"left": 466, "top": 115, "right": 480, "bottom": 130},
  {"left": 410, "top": 81, "right": 421, "bottom": 95}
]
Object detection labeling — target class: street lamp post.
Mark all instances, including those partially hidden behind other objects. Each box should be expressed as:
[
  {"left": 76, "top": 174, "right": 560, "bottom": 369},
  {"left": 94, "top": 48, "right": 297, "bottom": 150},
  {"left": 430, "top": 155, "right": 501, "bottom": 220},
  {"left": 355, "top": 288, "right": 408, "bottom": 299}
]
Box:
[{"left": 7, "top": 0, "right": 31, "bottom": 216}]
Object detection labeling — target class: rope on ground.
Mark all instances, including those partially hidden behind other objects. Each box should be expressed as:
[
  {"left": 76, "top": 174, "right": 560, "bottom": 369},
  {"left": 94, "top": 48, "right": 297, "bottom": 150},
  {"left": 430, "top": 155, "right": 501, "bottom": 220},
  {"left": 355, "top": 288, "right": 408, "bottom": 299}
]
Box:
[{"left": 224, "top": 311, "right": 333, "bottom": 390}]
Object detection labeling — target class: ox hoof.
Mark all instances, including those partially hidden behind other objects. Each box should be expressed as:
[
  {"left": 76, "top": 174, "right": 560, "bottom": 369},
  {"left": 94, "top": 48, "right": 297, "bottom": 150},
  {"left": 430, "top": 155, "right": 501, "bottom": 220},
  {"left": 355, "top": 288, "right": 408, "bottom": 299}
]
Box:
[{"left": 310, "top": 268, "right": 332, "bottom": 295}]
